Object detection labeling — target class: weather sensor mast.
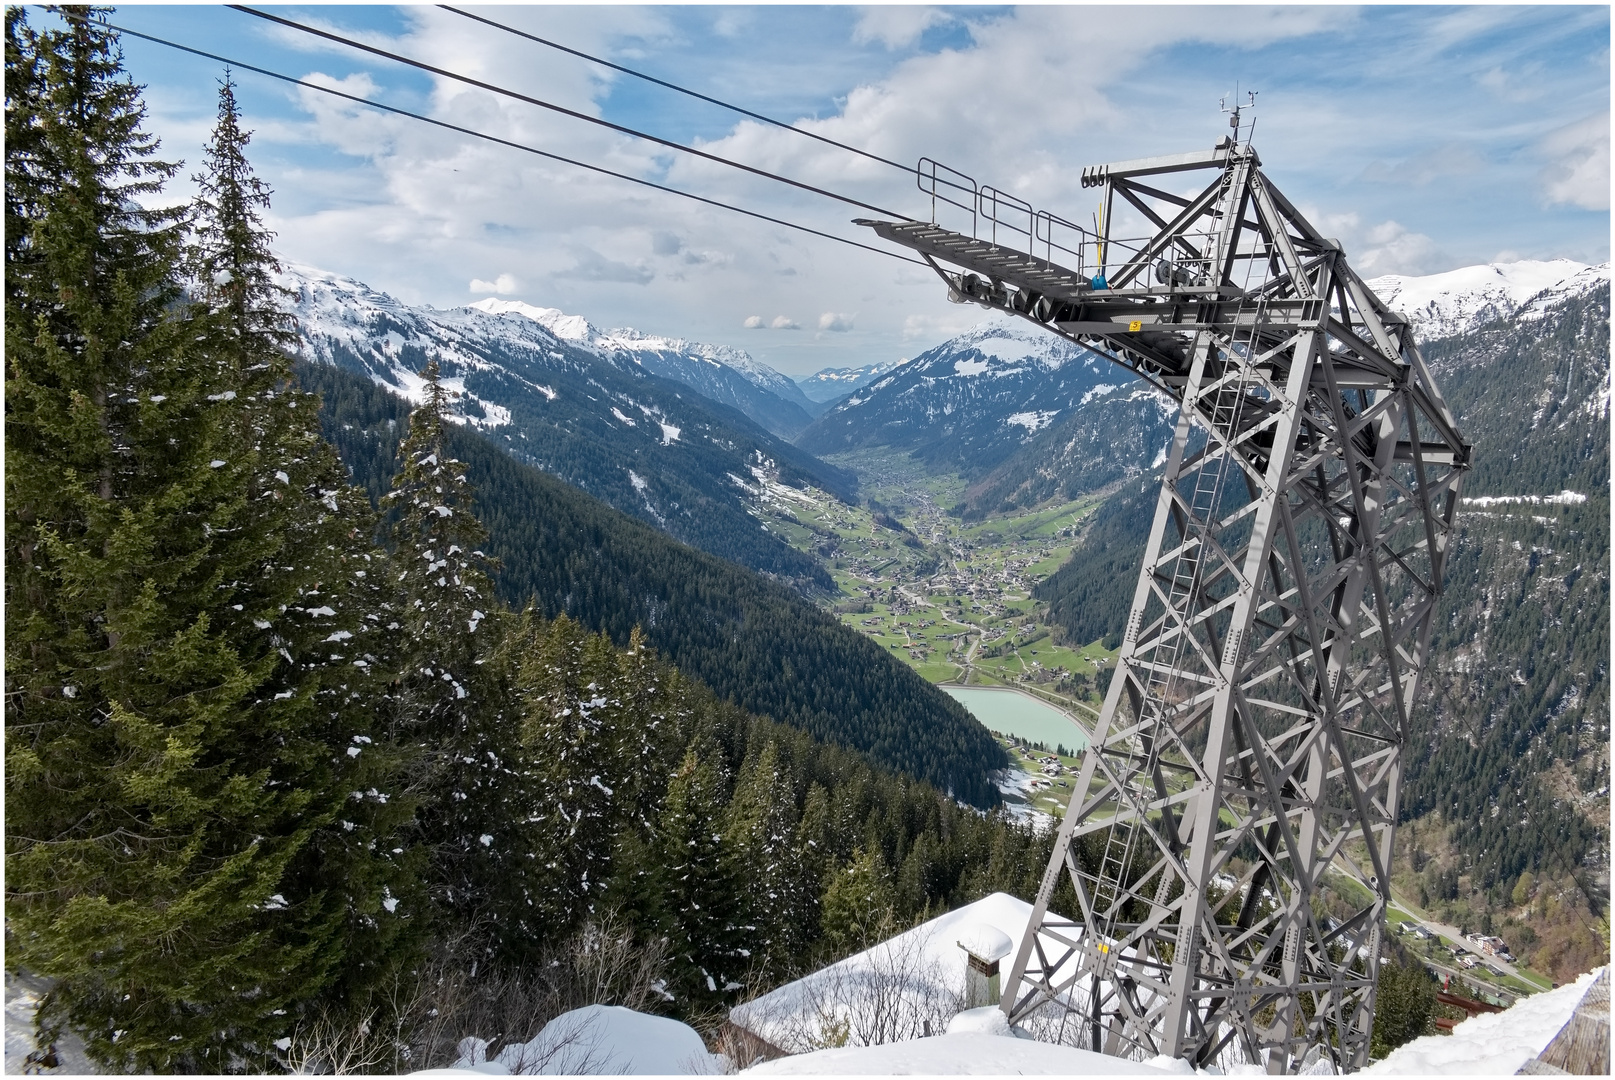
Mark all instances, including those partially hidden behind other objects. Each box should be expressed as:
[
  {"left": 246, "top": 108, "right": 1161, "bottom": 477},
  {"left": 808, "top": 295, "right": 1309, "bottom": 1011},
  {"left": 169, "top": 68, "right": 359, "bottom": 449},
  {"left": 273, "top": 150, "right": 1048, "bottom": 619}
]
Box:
[{"left": 858, "top": 134, "right": 1469, "bottom": 1072}]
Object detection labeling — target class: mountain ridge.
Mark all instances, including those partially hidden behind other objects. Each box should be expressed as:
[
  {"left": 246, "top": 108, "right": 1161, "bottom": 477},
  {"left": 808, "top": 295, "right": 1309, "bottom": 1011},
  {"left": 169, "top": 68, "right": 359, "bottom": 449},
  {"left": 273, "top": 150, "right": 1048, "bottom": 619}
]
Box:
[
  {"left": 1367, "top": 259, "right": 1609, "bottom": 340},
  {"left": 468, "top": 296, "right": 818, "bottom": 438},
  {"left": 280, "top": 262, "right": 853, "bottom": 587},
  {"left": 795, "top": 361, "right": 902, "bottom": 407},
  {"left": 795, "top": 319, "right": 1144, "bottom": 481}
]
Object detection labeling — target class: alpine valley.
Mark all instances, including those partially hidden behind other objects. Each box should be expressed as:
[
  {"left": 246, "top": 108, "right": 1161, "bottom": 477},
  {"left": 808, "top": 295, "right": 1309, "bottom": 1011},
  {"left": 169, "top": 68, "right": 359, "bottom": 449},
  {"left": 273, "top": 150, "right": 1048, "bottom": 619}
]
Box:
[
  {"left": 15, "top": 22, "right": 1610, "bottom": 1076},
  {"left": 289, "top": 257, "right": 1610, "bottom": 985}
]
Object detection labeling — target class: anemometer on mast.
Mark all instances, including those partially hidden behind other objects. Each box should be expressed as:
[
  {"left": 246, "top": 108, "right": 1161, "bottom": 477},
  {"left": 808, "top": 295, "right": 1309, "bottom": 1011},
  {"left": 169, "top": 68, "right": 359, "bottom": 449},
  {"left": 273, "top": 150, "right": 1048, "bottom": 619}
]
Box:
[{"left": 857, "top": 108, "right": 1469, "bottom": 1073}]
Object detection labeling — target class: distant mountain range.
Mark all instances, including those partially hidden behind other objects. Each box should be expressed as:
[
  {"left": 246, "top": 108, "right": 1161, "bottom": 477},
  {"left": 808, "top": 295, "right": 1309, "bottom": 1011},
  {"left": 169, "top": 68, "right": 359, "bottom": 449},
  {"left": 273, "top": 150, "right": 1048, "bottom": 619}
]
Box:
[
  {"left": 796, "top": 259, "right": 1609, "bottom": 518},
  {"left": 794, "top": 321, "right": 1165, "bottom": 489},
  {"left": 280, "top": 264, "right": 852, "bottom": 586},
  {"left": 794, "top": 362, "right": 901, "bottom": 407},
  {"left": 469, "top": 298, "right": 818, "bottom": 438}
]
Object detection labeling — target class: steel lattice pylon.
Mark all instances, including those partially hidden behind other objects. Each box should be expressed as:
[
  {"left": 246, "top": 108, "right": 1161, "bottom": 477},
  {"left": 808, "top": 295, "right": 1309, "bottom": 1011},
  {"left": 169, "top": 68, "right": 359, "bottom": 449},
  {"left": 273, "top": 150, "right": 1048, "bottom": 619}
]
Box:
[{"left": 859, "top": 138, "right": 1469, "bottom": 1072}]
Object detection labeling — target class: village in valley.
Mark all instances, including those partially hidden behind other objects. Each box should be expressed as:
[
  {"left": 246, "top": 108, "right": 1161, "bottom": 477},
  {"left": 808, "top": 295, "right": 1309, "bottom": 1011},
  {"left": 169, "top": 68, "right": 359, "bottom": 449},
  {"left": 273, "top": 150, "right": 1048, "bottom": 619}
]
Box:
[{"left": 750, "top": 449, "right": 1118, "bottom": 700}]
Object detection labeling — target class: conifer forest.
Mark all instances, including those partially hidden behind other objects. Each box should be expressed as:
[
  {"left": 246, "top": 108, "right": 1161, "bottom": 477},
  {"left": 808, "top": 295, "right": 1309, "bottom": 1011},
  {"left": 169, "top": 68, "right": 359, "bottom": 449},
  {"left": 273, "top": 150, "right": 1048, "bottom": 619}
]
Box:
[{"left": 4, "top": 12, "right": 1059, "bottom": 1071}]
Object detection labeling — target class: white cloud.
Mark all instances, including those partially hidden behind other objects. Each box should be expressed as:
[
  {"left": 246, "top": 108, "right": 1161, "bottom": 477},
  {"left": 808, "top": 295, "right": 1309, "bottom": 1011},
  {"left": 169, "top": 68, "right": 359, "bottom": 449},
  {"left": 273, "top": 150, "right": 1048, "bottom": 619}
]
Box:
[
  {"left": 470, "top": 273, "right": 520, "bottom": 295},
  {"left": 1360, "top": 143, "right": 1486, "bottom": 187},
  {"left": 818, "top": 311, "right": 855, "bottom": 332},
  {"left": 566, "top": 248, "right": 655, "bottom": 286},
  {"left": 1538, "top": 111, "right": 1610, "bottom": 211},
  {"left": 1356, "top": 220, "right": 1447, "bottom": 277},
  {"left": 903, "top": 310, "right": 995, "bottom": 342},
  {"left": 1300, "top": 210, "right": 1447, "bottom": 277},
  {"left": 851, "top": 7, "right": 952, "bottom": 50},
  {"left": 133, "top": 4, "right": 1606, "bottom": 373},
  {"left": 769, "top": 315, "right": 801, "bottom": 330}
]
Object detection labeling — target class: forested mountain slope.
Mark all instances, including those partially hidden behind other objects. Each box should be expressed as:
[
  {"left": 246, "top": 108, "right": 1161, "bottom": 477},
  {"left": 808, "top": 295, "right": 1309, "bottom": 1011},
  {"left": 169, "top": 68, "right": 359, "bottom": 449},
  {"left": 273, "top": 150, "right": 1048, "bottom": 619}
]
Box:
[
  {"left": 298, "top": 360, "right": 1008, "bottom": 807},
  {"left": 283, "top": 265, "right": 852, "bottom": 588},
  {"left": 1031, "top": 272, "right": 1610, "bottom": 977}
]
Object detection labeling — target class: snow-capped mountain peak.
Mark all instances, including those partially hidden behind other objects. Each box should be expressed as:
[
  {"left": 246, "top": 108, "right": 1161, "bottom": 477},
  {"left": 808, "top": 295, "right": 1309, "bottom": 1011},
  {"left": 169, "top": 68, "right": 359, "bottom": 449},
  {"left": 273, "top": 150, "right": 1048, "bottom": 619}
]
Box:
[
  {"left": 464, "top": 297, "right": 815, "bottom": 430},
  {"left": 1367, "top": 258, "right": 1608, "bottom": 340},
  {"left": 468, "top": 296, "right": 594, "bottom": 343}
]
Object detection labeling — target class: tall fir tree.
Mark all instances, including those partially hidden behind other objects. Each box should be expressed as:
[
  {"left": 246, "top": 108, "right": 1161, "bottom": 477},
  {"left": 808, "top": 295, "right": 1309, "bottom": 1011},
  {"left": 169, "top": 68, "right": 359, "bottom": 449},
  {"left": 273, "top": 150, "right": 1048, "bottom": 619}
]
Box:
[
  {"left": 723, "top": 740, "right": 814, "bottom": 974},
  {"left": 184, "top": 69, "right": 428, "bottom": 1026},
  {"left": 384, "top": 361, "right": 510, "bottom": 942},
  {"left": 657, "top": 747, "right": 750, "bottom": 1005},
  {"left": 5, "top": 18, "right": 416, "bottom": 1069}
]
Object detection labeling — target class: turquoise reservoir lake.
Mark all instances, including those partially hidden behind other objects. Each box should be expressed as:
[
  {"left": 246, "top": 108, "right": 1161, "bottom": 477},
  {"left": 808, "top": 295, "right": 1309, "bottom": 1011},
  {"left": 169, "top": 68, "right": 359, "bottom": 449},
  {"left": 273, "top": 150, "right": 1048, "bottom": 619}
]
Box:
[{"left": 944, "top": 686, "right": 1090, "bottom": 753}]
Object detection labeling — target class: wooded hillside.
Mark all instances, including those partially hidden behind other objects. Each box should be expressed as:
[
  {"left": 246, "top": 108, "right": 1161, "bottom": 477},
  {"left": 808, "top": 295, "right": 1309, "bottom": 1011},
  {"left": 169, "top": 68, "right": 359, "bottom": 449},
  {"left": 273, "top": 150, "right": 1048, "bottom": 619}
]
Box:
[{"left": 298, "top": 360, "right": 1009, "bottom": 808}]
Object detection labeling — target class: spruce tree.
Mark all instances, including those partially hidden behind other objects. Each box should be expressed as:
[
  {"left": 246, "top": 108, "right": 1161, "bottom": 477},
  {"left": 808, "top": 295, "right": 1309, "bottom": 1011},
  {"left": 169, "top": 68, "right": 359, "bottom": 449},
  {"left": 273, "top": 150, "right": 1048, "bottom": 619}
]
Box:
[
  {"left": 658, "top": 748, "right": 748, "bottom": 1004},
  {"left": 6, "top": 20, "right": 415, "bottom": 1069},
  {"left": 821, "top": 847, "right": 897, "bottom": 956},
  {"left": 724, "top": 741, "right": 814, "bottom": 973},
  {"left": 384, "top": 362, "right": 509, "bottom": 941},
  {"left": 509, "top": 616, "right": 670, "bottom": 947}
]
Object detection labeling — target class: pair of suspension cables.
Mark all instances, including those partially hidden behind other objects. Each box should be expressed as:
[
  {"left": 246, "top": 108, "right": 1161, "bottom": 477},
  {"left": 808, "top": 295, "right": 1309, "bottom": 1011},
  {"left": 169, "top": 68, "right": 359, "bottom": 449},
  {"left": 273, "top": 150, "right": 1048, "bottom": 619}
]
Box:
[{"left": 79, "top": 5, "right": 930, "bottom": 265}]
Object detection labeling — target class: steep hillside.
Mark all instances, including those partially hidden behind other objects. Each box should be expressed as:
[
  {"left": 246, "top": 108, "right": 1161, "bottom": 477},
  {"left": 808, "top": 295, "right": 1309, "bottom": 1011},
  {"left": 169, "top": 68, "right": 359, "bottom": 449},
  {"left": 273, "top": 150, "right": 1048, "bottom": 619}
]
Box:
[
  {"left": 954, "top": 386, "right": 1175, "bottom": 519},
  {"left": 796, "top": 321, "right": 1130, "bottom": 478},
  {"left": 297, "top": 360, "right": 1008, "bottom": 807},
  {"left": 283, "top": 265, "right": 852, "bottom": 588},
  {"left": 469, "top": 297, "right": 817, "bottom": 437}
]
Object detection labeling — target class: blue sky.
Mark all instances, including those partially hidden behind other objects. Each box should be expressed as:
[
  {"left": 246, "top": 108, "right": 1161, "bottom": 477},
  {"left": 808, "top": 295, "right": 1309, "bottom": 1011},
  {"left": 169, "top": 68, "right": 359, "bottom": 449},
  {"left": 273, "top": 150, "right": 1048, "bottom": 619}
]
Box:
[{"left": 89, "top": 5, "right": 1612, "bottom": 375}]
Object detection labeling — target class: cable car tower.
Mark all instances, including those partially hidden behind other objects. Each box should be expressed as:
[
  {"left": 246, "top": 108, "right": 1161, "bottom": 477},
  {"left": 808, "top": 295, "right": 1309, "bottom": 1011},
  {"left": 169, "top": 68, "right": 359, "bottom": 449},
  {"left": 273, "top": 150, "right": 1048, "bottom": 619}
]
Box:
[{"left": 857, "top": 101, "right": 1469, "bottom": 1072}]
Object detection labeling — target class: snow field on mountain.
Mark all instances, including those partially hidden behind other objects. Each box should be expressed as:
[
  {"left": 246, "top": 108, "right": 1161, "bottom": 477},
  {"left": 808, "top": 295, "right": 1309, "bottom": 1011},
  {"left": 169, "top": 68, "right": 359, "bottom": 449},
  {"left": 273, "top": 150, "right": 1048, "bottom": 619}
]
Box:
[
  {"left": 469, "top": 297, "right": 804, "bottom": 401},
  {"left": 1367, "top": 259, "right": 1608, "bottom": 340}
]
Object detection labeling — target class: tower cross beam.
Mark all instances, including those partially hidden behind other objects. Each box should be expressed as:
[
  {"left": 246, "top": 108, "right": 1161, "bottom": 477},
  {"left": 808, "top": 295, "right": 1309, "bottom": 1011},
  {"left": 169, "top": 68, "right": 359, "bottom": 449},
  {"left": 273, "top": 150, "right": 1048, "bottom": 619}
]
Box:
[{"left": 858, "top": 140, "right": 1469, "bottom": 1073}]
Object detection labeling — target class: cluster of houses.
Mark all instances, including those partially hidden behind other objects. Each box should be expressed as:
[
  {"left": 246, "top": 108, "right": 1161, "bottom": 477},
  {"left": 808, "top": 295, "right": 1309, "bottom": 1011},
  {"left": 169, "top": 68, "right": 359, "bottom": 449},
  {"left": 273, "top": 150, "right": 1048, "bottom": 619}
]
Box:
[{"left": 1400, "top": 922, "right": 1515, "bottom": 975}]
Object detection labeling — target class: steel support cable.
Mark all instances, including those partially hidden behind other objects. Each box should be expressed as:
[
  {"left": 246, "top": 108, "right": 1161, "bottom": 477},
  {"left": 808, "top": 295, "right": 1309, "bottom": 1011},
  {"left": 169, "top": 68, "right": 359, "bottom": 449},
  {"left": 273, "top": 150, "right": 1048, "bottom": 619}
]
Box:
[
  {"left": 439, "top": 5, "right": 918, "bottom": 177},
  {"left": 77, "top": 17, "right": 924, "bottom": 266},
  {"left": 229, "top": 5, "right": 918, "bottom": 223}
]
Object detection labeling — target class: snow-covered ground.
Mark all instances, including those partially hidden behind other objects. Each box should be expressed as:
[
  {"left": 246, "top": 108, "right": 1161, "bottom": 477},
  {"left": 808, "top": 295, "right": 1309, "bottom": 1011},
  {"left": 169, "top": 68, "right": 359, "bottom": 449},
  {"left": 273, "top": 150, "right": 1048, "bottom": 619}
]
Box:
[
  {"left": 729, "top": 892, "right": 1081, "bottom": 1056},
  {"left": 417, "top": 1004, "right": 722, "bottom": 1076},
  {"left": 5, "top": 970, "right": 94, "bottom": 1075},
  {"left": 740, "top": 967, "right": 1605, "bottom": 1076}
]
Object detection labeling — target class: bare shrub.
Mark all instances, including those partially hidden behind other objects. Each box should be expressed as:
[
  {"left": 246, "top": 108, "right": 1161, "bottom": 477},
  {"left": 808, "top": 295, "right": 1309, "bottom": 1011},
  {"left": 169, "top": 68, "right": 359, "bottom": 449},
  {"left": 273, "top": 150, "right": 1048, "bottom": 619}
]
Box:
[
  {"left": 283, "top": 911, "right": 671, "bottom": 1073},
  {"left": 736, "top": 925, "right": 964, "bottom": 1054}
]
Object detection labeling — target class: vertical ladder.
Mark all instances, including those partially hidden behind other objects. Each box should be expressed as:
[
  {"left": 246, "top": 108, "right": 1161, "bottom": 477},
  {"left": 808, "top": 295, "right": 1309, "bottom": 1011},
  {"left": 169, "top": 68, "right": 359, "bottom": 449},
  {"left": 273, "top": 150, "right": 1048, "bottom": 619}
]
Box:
[{"left": 1083, "top": 302, "right": 1263, "bottom": 945}]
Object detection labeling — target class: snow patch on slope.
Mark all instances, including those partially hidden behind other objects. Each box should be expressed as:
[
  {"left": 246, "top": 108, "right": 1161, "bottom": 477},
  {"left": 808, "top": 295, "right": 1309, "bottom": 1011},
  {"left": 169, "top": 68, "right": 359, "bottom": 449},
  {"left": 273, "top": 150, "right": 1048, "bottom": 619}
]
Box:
[
  {"left": 1006, "top": 410, "right": 1058, "bottom": 433},
  {"left": 954, "top": 357, "right": 991, "bottom": 377}
]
